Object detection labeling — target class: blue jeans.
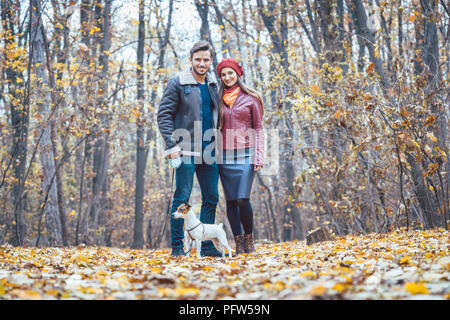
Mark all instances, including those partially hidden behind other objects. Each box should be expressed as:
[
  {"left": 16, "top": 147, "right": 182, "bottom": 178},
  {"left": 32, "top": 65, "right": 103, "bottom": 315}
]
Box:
[{"left": 170, "top": 156, "right": 219, "bottom": 252}]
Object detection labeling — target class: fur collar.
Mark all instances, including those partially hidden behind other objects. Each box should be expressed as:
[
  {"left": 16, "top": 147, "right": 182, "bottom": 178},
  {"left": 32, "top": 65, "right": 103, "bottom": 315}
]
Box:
[{"left": 179, "top": 68, "right": 217, "bottom": 86}]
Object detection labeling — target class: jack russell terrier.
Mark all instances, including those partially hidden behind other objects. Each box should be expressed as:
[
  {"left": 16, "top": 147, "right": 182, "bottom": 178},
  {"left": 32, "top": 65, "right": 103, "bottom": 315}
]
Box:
[{"left": 172, "top": 203, "right": 232, "bottom": 258}]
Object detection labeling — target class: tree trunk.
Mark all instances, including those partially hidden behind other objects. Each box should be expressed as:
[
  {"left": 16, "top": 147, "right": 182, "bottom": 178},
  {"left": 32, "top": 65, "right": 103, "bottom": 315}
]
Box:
[
  {"left": 87, "top": 0, "right": 112, "bottom": 243},
  {"left": 2, "top": 0, "right": 28, "bottom": 246},
  {"left": 210, "top": 0, "right": 232, "bottom": 58},
  {"left": 194, "top": 0, "right": 218, "bottom": 69},
  {"left": 350, "top": 0, "right": 390, "bottom": 89},
  {"left": 418, "top": 0, "right": 447, "bottom": 228},
  {"left": 132, "top": 0, "right": 146, "bottom": 249},
  {"left": 31, "top": 0, "right": 63, "bottom": 246}
]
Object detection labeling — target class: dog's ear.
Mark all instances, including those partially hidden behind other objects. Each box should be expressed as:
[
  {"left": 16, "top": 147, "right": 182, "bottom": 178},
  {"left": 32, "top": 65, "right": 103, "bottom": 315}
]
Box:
[{"left": 178, "top": 203, "right": 191, "bottom": 213}]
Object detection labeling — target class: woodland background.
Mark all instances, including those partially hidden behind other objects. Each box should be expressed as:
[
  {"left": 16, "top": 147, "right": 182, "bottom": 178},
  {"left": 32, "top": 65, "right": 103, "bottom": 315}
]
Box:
[{"left": 0, "top": 0, "right": 448, "bottom": 249}]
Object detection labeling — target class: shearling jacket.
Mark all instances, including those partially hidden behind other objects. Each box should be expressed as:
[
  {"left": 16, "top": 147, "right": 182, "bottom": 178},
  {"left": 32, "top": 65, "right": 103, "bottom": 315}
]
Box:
[
  {"left": 221, "top": 90, "right": 264, "bottom": 166},
  {"left": 157, "top": 68, "right": 219, "bottom": 158}
]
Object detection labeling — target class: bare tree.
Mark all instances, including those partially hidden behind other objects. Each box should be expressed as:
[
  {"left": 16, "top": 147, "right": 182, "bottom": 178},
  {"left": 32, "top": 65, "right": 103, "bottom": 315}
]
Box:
[
  {"left": 132, "top": 0, "right": 146, "bottom": 249},
  {"left": 1, "top": 0, "right": 28, "bottom": 246},
  {"left": 31, "top": 0, "right": 63, "bottom": 246}
]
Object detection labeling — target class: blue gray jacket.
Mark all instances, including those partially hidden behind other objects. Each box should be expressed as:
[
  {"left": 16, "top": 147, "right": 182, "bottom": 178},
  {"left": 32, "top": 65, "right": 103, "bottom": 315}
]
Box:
[{"left": 157, "top": 68, "right": 219, "bottom": 158}]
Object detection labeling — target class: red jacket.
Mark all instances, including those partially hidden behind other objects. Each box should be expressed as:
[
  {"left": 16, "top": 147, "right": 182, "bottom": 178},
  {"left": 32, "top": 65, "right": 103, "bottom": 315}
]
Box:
[{"left": 221, "top": 90, "right": 264, "bottom": 166}]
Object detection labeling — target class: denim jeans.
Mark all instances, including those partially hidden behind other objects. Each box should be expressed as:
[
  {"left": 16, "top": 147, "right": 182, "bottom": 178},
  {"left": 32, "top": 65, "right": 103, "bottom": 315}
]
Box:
[{"left": 170, "top": 156, "right": 219, "bottom": 252}]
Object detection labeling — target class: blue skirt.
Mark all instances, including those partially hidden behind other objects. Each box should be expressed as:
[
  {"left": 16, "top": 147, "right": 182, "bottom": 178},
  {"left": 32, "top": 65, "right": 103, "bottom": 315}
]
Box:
[{"left": 218, "top": 148, "right": 255, "bottom": 200}]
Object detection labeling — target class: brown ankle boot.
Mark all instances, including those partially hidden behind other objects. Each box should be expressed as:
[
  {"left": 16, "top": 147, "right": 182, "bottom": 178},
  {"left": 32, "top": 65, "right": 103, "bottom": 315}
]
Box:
[
  {"left": 234, "top": 235, "right": 246, "bottom": 255},
  {"left": 244, "top": 234, "right": 255, "bottom": 253}
]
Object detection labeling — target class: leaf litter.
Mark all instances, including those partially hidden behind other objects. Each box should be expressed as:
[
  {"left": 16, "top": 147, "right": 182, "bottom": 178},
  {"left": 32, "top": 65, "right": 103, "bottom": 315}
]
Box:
[{"left": 0, "top": 229, "right": 448, "bottom": 300}]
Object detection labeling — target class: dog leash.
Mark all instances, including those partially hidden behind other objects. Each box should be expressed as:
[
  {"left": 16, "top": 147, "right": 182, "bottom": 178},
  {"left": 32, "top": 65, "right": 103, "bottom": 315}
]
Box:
[
  {"left": 161, "top": 167, "right": 175, "bottom": 240},
  {"left": 185, "top": 223, "right": 205, "bottom": 256},
  {"left": 186, "top": 222, "right": 203, "bottom": 241}
]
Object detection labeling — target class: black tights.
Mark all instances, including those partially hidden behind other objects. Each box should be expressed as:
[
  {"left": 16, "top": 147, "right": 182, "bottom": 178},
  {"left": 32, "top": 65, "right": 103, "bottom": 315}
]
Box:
[{"left": 226, "top": 198, "right": 253, "bottom": 236}]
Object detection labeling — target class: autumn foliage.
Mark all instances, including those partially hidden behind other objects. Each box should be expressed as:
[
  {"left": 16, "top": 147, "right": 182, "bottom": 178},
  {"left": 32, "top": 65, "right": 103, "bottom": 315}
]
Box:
[
  {"left": 0, "top": 229, "right": 448, "bottom": 299},
  {"left": 0, "top": 1, "right": 448, "bottom": 250}
]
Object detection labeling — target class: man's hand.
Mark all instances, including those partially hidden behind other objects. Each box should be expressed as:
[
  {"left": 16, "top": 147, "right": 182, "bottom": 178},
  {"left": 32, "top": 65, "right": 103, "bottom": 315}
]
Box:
[
  {"left": 168, "top": 151, "right": 181, "bottom": 159},
  {"left": 169, "top": 152, "right": 182, "bottom": 169},
  {"left": 254, "top": 165, "right": 262, "bottom": 171}
]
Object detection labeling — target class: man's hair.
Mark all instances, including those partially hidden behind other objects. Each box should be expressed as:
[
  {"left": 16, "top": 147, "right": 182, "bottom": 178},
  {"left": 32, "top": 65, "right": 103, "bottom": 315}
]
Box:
[{"left": 190, "top": 40, "right": 215, "bottom": 58}]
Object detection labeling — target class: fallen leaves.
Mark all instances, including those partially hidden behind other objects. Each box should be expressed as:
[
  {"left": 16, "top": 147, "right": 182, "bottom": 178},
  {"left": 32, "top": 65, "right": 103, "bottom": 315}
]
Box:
[
  {"left": 405, "top": 282, "right": 429, "bottom": 295},
  {"left": 0, "top": 229, "right": 448, "bottom": 300}
]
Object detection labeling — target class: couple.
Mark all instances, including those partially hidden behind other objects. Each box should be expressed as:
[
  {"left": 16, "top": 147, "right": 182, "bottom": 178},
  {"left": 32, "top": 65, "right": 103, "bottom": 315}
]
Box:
[{"left": 157, "top": 40, "right": 264, "bottom": 257}]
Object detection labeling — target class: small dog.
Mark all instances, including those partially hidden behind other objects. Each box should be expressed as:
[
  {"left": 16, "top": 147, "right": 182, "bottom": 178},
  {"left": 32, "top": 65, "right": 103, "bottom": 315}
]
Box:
[{"left": 172, "top": 203, "right": 232, "bottom": 258}]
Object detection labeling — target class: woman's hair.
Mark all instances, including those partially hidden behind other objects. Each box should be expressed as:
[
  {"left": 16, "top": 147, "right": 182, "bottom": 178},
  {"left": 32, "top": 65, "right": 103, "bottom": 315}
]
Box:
[{"left": 218, "top": 76, "right": 264, "bottom": 130}]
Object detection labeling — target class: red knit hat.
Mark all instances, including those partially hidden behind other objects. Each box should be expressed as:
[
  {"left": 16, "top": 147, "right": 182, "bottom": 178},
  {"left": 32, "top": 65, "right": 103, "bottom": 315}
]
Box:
[{"left": 216, "top": 58, "right": 244, "bottom": 77}]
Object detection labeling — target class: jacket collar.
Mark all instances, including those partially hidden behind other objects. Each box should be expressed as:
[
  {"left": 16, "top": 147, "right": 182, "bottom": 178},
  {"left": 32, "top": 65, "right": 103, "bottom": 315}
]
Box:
[{"left": 179, "top": 67, "right": 217, "bottom": 86}]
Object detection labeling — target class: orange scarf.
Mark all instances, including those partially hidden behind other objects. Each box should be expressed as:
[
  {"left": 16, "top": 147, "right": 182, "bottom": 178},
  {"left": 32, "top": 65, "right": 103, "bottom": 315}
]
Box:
[{"left": 223, "top": 87, "right": 240, "bottom": 108}]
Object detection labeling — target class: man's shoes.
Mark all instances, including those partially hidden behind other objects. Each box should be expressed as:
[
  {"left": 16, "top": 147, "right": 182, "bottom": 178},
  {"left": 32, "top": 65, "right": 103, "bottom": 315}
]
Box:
[
  {"left": 200, "top": 247, "right": 223, "bottom": 257},
  {"left": 171, "top": 247, "right": 186, "bottom": 257}
]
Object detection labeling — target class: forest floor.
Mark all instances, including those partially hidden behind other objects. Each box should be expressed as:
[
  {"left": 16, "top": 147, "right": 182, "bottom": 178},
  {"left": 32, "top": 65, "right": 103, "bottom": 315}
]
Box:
[{"left": 0, "top": 229, "right": 448, "bottom": 300}]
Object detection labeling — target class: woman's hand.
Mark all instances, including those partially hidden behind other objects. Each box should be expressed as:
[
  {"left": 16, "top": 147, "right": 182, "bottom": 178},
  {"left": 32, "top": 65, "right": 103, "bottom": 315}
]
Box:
[{"left": 254, "top": 165, "right": 262, "bottom": 171}]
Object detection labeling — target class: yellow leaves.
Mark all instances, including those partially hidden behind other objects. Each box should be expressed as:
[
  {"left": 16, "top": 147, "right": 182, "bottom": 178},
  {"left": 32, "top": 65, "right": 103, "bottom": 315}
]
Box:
[
  {"left": 311, "top": 84, "right": 321, "bottom": 96},
  {"left": 0, "top": 229, "right": 447, "bottom": 300},
  {"left": 409, "top": 11, "right": 420, "bottom": 22},
  {"left": 363, "top": 93, "right": 373, "bottom": 102},
  {"left": 11, "top": 289, "right": 41, "bottom": 300},
  {"left": 333, "top": 110, "right": 343, "bottom": 119},
  {"left": 425, "top": 252, "right": 435, "bottom": 260},
  {"left": 151, "top": 267, "right": 162, "bottom": 274},
  {"left": 202, "top": 266, "right": 214, "bottom": 271},
  {"left": 216, "top": 286, "right": 232, "bottom": 296},
  {"left": 366, "top": 62, "right": 375, "bottom": 74},
  {"left": 80, "top": 287, "right": 104, "bottom": 295},
  {"left": 382, "top": 253, "right": 393, "bottom": 260},
  {"left": 264, "top": 280, "right": 286, "bottom": 291},
  {"left": 369, "top": 242, "right": 380, "bottom": 248},
  {"left": 374, "top": 44, "right": 380, "bottom": 59},
  {"left": 97, "top": 269, "right": 108, "bottom": 276},
  {"left": 424, "top": 115, "right": 435, "bottom": 126},
  {"left": 405, "top": 282, "right": 428, "bottom": 295},
  {"left": 89, "top": 26, "right": 101, "bottom": 35},
  {"left": 332, "top": 283, "right": 348, "bottom": 292},
  {"left": 427, "top": 163, "right": 439, "bottom": 175},
  {"left": 175, "top": 287, "right": 199, "bottom": 296},
  {"left": 426, "top": 132, "right": 437, "bottom": 143},
  {"left": 45, "top": 289, "right": 60, "bottom": 297},
  {"left": 310, "top": 285, "right": 327, "bottom": 296},
  {"left": 157, "top": 287, "right": 199, "bottom": 298},
  {"left": 69, "top": 253, "right": 91, "bottom": 265},
  {"left": 300, "top": 270, "right": 317, "bottom": 279}
]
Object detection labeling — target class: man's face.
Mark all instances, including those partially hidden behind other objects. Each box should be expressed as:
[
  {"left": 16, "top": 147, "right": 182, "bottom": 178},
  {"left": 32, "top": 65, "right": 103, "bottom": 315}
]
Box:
[{"left": 190, "top": 50, "right": 212, "bottom": 76}]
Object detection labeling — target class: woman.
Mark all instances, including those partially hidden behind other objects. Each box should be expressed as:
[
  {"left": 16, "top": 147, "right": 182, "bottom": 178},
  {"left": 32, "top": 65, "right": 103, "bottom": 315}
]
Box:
[{"left": 216, "top": 58, "right": 264, "bottom": 254}]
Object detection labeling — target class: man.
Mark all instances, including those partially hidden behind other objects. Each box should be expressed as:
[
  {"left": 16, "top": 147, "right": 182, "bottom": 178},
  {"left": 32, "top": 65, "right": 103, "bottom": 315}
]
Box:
[{"left": 157, "top": 40, "right": 222, "bottom": 257}]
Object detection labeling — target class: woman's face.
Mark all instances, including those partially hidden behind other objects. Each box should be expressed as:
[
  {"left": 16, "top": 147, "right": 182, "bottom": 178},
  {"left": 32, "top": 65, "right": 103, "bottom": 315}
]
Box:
[{"left": 220, "top": 67, "right": 238, "bottom": 88}]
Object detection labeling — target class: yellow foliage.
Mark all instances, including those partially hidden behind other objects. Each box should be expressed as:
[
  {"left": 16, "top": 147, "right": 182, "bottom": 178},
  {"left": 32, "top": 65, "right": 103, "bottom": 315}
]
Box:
[{"left": 405, "top": 282, "right": 428, "bottom": 295}]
